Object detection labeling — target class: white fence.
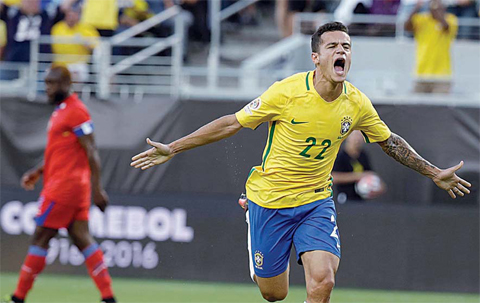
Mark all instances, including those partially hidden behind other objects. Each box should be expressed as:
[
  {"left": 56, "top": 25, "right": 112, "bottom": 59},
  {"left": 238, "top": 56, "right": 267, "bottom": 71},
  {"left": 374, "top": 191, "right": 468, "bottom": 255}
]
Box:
[
  {"left": 0, "top": 8, "right": 479, "bottom": 107},
  {"left": 0, "top": 6, "right": 183, "bottom": 101}
]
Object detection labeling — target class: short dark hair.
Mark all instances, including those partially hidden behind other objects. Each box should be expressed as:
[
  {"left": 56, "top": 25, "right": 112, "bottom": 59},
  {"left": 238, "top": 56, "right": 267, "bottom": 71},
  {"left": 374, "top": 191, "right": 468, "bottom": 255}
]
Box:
[{"left": 311, "top": 22, "right": 349, "bottom": 53}]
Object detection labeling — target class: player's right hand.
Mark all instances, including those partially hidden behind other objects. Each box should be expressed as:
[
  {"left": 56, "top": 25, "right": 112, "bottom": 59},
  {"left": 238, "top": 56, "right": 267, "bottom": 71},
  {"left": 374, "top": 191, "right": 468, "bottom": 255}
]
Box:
[
  {"left": 130, "top": 138, "right": 174, "bottom": 170},
  {"left": 93, "top": 188, "right": 109, "bottom": 212},
  {"left": 20, "top": 169, "right": 41, "bottom": 190}
]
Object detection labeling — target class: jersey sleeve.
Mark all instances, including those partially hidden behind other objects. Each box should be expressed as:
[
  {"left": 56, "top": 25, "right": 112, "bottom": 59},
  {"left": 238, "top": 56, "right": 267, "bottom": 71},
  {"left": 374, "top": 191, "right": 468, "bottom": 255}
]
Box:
[
  {"left": 235, "top": 81, "right": 287, "bottom": 130},
  {"left": 68, "top": 107, "right": 94, "bottom": 137},
  {"left": 411, "top": 13, "right": 425, "bottom": 33},
  {"left": 447, "top": 14, "right": 458, "bottom": 40},
  {"left": 355, "top": 95, "right": 391, "bottom": 143}
]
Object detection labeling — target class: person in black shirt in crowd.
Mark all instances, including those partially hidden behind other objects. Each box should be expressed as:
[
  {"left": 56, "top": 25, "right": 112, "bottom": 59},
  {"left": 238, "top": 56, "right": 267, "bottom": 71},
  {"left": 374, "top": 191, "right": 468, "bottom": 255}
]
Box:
[{"left": 332, "top": 130, "right": 386, "bottom": 203}]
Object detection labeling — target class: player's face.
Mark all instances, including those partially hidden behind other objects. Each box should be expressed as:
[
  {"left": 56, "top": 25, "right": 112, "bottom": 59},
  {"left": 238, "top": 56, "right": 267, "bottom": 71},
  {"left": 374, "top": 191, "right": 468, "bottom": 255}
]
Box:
[
  {"left": 45, "top": 71, "right": 70, "bottom": 105},
  {"left": 312, "top": 31, "right": 351, "bottom": 83}
]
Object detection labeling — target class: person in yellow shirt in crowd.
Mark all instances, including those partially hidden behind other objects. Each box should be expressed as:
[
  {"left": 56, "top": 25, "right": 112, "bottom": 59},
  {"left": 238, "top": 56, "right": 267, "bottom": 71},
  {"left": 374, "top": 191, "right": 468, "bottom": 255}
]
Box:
[
  {"left": 405, "top": 0, "right": 458, "bottom": 94},
  {"left": 0, "top": 19, "right": 6, "bottom": 60},
  {"left": 120, "top": 0, "right": 153, "bottom": 27},
  {"left": 81, "top": 0, "right": 119, "bottom": 37},
  {"left": 51, "top": 4, "right": 99, "bottom": 82}
]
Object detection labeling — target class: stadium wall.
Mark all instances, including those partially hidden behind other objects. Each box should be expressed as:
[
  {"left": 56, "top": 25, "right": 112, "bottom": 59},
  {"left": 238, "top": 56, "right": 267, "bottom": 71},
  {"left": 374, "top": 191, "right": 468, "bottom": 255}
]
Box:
[{"left": 1, "top": 97, "right": 479, "bottom": 293}]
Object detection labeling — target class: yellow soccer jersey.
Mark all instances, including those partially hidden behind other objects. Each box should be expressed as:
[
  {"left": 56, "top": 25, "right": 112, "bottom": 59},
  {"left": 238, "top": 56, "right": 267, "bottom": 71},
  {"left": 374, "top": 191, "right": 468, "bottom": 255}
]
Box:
[
  {"left": 235, "top": 71, "right": 391, "bottom": 209},
  {"left": 51, "top": 21, "right": 100, "bottom": 64},
  {"left": 412, "top": 12, "right": 458, "bottom": 79}
]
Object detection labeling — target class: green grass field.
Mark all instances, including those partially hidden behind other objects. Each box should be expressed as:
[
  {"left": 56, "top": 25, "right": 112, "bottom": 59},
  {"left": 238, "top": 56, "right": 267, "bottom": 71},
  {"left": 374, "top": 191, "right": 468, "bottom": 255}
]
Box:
[{"left": 1, "top": 272, "right": 478, "bottom": 303}]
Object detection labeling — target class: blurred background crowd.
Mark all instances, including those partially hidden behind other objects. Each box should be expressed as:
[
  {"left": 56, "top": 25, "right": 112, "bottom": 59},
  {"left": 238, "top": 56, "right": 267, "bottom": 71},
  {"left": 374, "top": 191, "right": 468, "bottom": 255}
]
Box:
[{"left": 1, "top": 0, "right": 478, "bottom": 65}]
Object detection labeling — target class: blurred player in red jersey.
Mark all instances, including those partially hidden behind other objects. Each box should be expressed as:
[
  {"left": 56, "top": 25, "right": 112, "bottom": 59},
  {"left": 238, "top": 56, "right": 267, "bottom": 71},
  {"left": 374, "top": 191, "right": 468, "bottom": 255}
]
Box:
[{"left": 4, "top": 66, "right": 116, "bottom": 303}]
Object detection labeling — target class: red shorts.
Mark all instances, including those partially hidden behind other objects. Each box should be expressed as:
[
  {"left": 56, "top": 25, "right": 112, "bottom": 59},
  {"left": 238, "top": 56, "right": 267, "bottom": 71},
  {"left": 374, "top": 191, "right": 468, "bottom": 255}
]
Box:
[{"left": 34, "top": 196, "right": 89, "bottom": 229}]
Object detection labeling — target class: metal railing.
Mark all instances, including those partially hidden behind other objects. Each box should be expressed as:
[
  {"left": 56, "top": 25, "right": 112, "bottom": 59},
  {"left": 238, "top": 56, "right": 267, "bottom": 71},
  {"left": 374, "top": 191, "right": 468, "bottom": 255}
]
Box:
[
  {"left": 293, "top": 12, "right": 480, "bottom": 39},
  {"left": 240, "top": 34, "right": 308, "bottom": 91},
  {"left": 1, "top": 8, "right": 479, "bottom": 106},
  {"left": 208, "top": 0, "right": 261, "bottom": 88},
  {"left": 6, "top": 6, "right": 184, "bottom": 101},
  {"left": 98, "top": 5, "right": 184, "bottom": 99}
]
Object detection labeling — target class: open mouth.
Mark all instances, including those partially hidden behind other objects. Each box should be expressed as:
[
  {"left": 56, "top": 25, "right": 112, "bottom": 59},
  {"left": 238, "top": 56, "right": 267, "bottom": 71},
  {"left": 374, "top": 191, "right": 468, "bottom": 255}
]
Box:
[{"left": 334, "top": 58, "right": 346, "bottom": 74}]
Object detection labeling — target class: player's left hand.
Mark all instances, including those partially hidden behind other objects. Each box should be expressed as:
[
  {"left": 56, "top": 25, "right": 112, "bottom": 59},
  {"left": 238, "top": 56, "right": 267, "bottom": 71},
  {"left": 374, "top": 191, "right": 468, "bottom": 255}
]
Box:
[
  {"left": 93, "top": 188, "right": 109, "bottom": 212},
  {"left": 432, "top": 161, "right": 471, "bottom": 199}
]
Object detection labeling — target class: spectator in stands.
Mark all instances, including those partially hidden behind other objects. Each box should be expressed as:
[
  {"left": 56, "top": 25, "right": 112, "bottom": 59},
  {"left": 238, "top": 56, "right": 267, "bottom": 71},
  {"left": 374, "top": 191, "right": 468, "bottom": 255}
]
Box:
[
  {"left": 397, "top": 0, "right": 429, "bottom": 37},
  {"left": 446, "top": 0, "right": 478, "bottom": 39},
  {"left": 332, "top": 130, "right": 386, "bottom": 203},
  {"left": 369, "top": 0, "right": 400, "bottom": 36},
  {"left": 276, "top": 0, "right": 333, "bottom": 37},
  {"left": 176, "top": 0, "right": 210, "bottom": 43},
  {"left": 81, "top": 0, "right": 119, "bottom": 37},
  {"left": 1, "top": 0, "right": 64, "bottom": 63},
  {"left": 51, "top": 3, "right": 99, "bottom": 82},
  {"left": 405, "top": 0, "right": 458, "bottom": 94},
  {"left": 0, "top": 19, "right": 6, "bottom": 60},
  {"left": 119, "top": 0, "right": 172, "bottom": 39},
  {"left": 0, "top": 0, "right": 73, "bottom": 79},
  {"left": 120, "top": 0, "right": 153, "bottom": 27}
]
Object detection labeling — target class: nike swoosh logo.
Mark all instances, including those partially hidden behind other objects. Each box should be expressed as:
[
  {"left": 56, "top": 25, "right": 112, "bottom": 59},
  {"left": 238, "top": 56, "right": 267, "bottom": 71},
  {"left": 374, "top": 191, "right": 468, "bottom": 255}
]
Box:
[{"left": 291, "top": 119, "right": 308, "bottom": 124}]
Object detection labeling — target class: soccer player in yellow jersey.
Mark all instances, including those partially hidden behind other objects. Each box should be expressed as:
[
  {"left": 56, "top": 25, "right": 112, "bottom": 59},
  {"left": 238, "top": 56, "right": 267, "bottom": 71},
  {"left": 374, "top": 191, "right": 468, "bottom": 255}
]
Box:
[{"left": 130, "top": 22, "right": 471, "bottom": 303}]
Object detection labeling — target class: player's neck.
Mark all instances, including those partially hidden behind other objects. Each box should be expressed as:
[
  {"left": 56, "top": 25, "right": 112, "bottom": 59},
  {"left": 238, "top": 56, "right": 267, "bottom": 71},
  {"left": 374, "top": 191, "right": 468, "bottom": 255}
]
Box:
[
  {"left": 52, "top": 93, "right": 72, "bottom": 106},
  {"left": 313, "top": 70, "right": 343, "bottom": 102}
]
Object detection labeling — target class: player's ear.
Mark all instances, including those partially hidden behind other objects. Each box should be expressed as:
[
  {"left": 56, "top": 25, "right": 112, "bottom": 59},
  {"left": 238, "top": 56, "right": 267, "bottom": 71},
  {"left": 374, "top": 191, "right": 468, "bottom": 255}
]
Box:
[{"left": 311, "top": 52, "right": 320, "bottom": 65}]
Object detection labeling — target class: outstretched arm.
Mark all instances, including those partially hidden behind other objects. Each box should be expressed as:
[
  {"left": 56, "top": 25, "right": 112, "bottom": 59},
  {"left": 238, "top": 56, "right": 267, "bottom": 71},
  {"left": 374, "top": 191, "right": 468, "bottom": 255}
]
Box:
[
  {"left": 404, "top": 0, "right": 423, "bottom": 32},
  {"left": 377, "top": 133, "right": 471, "bottom": 199},
  {"left": 131, "top": 114, "right": 243, "bottom": 170}
]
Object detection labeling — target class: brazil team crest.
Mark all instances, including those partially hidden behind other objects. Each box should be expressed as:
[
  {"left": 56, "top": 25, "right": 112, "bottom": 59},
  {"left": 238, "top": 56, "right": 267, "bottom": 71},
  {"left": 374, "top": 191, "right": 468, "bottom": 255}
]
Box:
[
  {"left": 254, "top": 250, "right": 264, "bottom": 269},
  {"left": 340, "top": 116, "right": 352, "bottom": 135}
]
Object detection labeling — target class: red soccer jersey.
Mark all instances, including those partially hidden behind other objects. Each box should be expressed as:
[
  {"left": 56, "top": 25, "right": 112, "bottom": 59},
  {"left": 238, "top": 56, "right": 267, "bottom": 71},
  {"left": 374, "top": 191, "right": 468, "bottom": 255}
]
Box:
[{"left": 41, "top": 94, "right": 93, "bottom": 206}]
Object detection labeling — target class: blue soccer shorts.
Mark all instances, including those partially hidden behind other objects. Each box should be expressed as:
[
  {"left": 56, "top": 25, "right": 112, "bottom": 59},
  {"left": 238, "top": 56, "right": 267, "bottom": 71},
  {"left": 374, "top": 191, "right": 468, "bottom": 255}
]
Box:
[{"left": 247, "top": 197, "right": 341, "bottom": 279}]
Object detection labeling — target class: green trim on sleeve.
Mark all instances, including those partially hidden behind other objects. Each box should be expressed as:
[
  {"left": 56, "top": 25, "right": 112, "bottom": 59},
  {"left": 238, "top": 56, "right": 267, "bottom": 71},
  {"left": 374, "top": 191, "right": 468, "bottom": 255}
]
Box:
[
  {"left": 262, "top": 121, "right": 277, "bottom": 171},
  {"left": 360, "top": 130, "right": 371, "bottom": 143},
  {"left": 306, "top": 72, "right": 310, "bottom": 91},
  {"left": 247, "top": 167, "right": 255, "bottom": 179}
]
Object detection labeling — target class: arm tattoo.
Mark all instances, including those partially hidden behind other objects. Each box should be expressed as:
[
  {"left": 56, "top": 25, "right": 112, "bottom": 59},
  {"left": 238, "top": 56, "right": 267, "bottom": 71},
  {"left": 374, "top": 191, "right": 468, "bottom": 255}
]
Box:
[{"left": 378, "top": 133, "right": 438, "bottom": 178}]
